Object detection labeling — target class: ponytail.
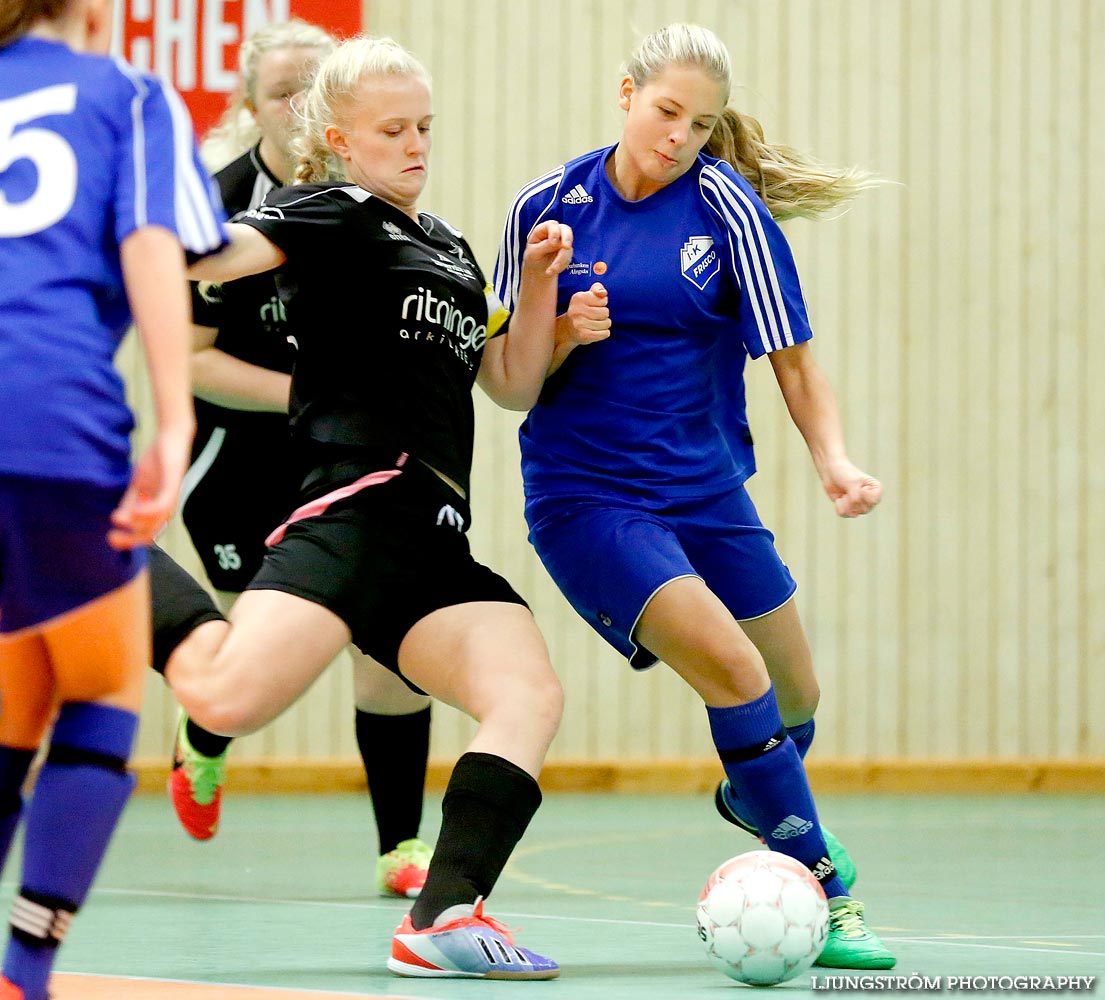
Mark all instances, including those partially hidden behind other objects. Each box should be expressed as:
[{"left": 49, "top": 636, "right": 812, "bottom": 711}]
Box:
[
  {"left": 627, "top": 24, "right": 882, "bottom": 221},
  {"left": 292, "top": 131, "right": 341, "bottom": 184},
  {"left": 706, "top": 109, "right": 879, "bottom": 221}
]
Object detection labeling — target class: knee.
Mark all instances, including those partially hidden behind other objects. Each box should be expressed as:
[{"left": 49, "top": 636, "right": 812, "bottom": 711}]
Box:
[
  {"left": 180, "top": 690, "right": 264, "bottom": 738},
  {"left": 531, "top": 672, "right": 565, "bottom": 735},
  {"left": 801, "top": 681, "right": 820, "bottom": 719},
  {"left": 498, "top": 670, "right": 564, "bottom": 740},
  {"left": 775, "top": 678, "right": 820, "bottom": 725},
  {"left": 0, "top": 705, "right": 52, "bottom": 749},
  {"left": 674, "top": 641, "right": 769, "bottom": 706}
]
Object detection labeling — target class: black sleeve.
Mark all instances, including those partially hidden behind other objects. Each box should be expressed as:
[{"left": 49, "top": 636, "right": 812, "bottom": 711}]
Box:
[
  {"left": 233, "top": 184, "right": 347, "bottom": 260},
  {"left": 460, "top": 234, "right": 488, "bottom": 287}
]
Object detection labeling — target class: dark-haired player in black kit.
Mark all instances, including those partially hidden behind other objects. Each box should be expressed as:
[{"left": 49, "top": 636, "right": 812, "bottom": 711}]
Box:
[
  {"left": 169, "top": 21, "right": 435, "bottom": 900},
  {"left": 149, "top": 35, "right": 573, "bottom": 980}
]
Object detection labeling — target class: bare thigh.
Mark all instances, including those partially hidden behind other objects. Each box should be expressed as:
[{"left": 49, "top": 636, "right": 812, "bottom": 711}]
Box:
[
  {"left": 0, "top": 573, "right": 150, "bottom": 746},
  {"left": 636, "top": 576, "right": 770, "bottom": 706},
  {"left": 165, "top": 588, "right": 351, "bottom": 736},
  {"left": 42, "top": 572, "right": 150, "bottom": 709},
  {"left": 398, "top": 602, "right": 562, "bottom": 778},
  {"left": 0, "top": 632, "right": 55, "bottom": 748}
]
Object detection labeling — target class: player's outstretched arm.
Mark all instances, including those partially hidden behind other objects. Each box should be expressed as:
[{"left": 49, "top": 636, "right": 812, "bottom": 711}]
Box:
[
  {"left": 110, "top": 225, "right": 196, "bottom": 549},
  {"left": 768, "top": 341, "right": 882, "bottom": 519},
  {"left": 191, "top": 323, "right": 291, "bottom": 412},
  {"left": 187, "top": 223, "right": 286, "bottom": 284}
]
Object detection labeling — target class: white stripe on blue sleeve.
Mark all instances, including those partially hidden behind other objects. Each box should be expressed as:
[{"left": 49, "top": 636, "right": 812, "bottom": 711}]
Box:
[
  {"left": 702, "top": 165, "right": 798, "bottom": 354},
  {"left": 160, "top": 82, "right": 223, "bottom": 253},
  {"left": 113, "top": 61, "right": 224, "bottom": 254},
  {"left": 127, "top": 74, "right": 149, "bottom": 228},
  {"left": 494, "top": 167, "right": 564, "bottom": 311}
]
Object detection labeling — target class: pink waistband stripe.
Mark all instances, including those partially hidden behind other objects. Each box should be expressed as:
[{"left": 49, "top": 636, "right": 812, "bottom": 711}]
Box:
[{"left": 265, "top": 462, "right": 405, "bottom": 547}]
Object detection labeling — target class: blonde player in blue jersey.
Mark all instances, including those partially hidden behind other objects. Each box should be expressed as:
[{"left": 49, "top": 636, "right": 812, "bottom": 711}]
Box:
[
  {"left": 495, "top": 22, "right": 895, "bottom": 970},
  {"left": 0, "top": 1, "right": 225, "bottom": 997}
]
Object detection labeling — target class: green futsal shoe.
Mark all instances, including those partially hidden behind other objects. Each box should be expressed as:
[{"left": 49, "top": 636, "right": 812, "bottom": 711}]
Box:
[
  {"left": 376, "top": 837, "right": 433, "bottom": 898},
  {"left": 713, "top": 779, "right": 858, "bottom": 890},
  {"left": 816, "top": 898, "right": 897, "bottom": 969}
]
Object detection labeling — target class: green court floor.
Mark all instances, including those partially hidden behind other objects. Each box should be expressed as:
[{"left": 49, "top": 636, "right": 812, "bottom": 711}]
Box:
[{"left": 7, "top": 792, "right": 1103, "bottom": 997}]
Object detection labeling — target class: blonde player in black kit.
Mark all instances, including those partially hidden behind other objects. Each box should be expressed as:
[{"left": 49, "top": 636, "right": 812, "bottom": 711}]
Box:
[
  {"left": 172, "top": 19, "right": 436, "bottom": 902},
  {"left": 149, "top": 35, "right": 571, "bottom": 979}
]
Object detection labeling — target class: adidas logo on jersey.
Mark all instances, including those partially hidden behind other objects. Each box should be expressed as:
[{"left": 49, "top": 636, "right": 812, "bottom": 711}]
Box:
[
  {"left": 561, "top": 183, "right": 593, "bottom": 204},
  {"left": 770, "top": 814, "right": 814, "bottom": 840}
]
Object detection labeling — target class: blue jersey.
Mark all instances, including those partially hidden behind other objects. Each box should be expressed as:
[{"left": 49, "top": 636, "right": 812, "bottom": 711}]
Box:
[
  {"left": 0, "top": 37, "right": 226, "bottom": 488},
  {"left": 494, "top": 145, "right": 813, "bottom": 500}
]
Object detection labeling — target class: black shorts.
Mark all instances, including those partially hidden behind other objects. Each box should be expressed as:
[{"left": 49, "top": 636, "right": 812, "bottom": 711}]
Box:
[
  {"left": 180, "top": 422, "right": 298, "bottom": 592},
  {"left": 246, "top": 453, "right": 527, "bottom": 681}
]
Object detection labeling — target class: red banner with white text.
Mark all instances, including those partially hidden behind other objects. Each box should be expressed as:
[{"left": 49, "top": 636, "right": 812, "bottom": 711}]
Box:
[{"left": 111, "top": 0, "right": 362, "bottom": 137}]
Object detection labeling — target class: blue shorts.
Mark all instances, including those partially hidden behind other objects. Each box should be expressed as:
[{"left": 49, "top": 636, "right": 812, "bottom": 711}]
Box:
[
  {"left": 526, "top": 485, "right": 796, "bottom": 668},
  {"left": 0, "top": 476, "right": 145, "bottom": 634}
]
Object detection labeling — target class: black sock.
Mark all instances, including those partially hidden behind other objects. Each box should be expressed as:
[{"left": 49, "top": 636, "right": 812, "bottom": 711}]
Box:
[
  {"left": 409, "top": 752, "right": 542, "bottom": 930},
  {"left": 355, "top": 707, "right": 431, "bottom": 856},
  {"left": 184, "top": 719, "right": 233, "bottom": 759},
  {"left": 148, "top": 545, "right": 226, "bottom": 675}
]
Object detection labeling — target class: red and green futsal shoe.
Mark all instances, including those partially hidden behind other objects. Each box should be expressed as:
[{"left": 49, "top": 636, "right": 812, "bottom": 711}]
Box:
[{"left": 168, "top": 712, "right": 227, "bottom": 841}]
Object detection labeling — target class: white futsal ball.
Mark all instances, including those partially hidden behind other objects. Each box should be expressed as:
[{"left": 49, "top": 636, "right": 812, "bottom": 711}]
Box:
[{"left": 696, "top": 851, "right": 829, "bottom": 986}]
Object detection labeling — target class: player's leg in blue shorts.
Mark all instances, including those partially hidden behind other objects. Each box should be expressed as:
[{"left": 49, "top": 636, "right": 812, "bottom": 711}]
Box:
[{"left": 0, "top": 476, "right": 145, "bottom": 999}]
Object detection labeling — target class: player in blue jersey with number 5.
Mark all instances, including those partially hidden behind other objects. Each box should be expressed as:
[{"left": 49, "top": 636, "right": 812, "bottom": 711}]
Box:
[
  {"left": 0, "top": 1, "right": 226, "bottom": 997},
  {"left": 495, "top": 23, "right": 895, "bottom": 970}
]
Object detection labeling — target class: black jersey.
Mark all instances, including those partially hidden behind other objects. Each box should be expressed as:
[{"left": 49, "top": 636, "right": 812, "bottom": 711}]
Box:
[
  {"left": 190, "top": 145, "right": 296, "bottom": 433},
  {"left": 237, "top": 183, "right": 494, "bottom": 498}
]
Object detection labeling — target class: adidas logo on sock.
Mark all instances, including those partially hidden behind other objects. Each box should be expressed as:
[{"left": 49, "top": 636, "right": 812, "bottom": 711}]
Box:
[
  {"left": 810, "top": 856, "right": 838, "bottom": 883},
  {"left": 561, "top": 183, "right": 593, "bottom": 204},
  {"left": 770, "top": 814, "right": 814, "bottom": 840}
]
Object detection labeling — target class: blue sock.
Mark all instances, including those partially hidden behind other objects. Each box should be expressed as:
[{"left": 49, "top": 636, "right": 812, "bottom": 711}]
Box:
[
  {"left": 4, "top": 703, "right": 137, "bottom": 1000},
  {"left": 708, "top": 690, "right": 847, "bottom": 900},
  {"left": 0, "top": 747, "right": 36, "bottom": 876},
  {"left": 719, "top": 717, "right": 816, "bottom": 828},
  {"left": 787, "top": 718, "right": 816, "bottom": 759}
]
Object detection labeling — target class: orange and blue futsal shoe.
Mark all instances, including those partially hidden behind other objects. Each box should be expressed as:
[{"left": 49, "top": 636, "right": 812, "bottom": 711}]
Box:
[{"left": 388, "top": 898, "right": 559, "bottom": 979}]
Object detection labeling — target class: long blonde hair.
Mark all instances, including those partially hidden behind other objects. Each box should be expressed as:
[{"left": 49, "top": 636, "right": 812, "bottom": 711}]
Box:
[
  {"left": 200, "top": 19, "right": 335, "bottom": 172},
  {"left": 292, "top": 35, "right": 431, "bottom": 185},
  {"left": 626, "top": 23, "right": 879, "bottom": 220}
]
